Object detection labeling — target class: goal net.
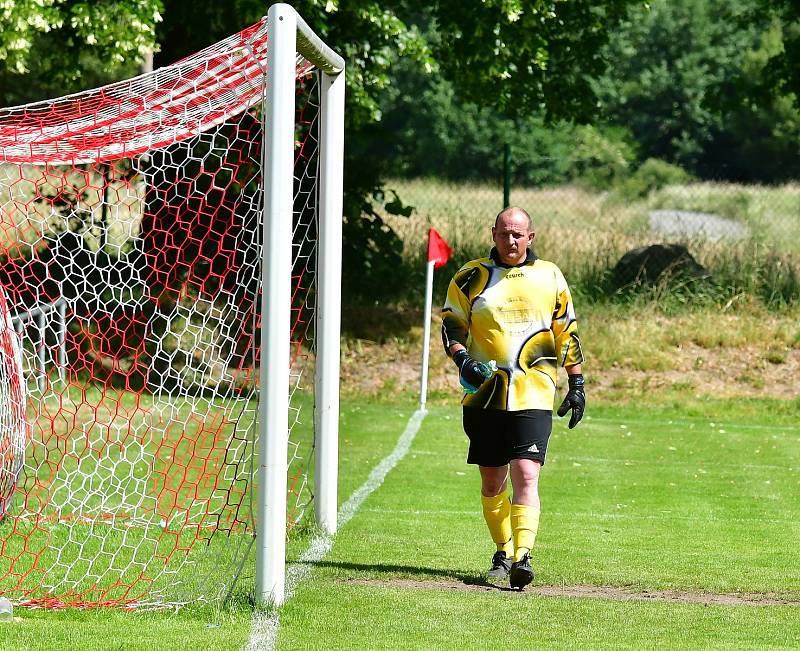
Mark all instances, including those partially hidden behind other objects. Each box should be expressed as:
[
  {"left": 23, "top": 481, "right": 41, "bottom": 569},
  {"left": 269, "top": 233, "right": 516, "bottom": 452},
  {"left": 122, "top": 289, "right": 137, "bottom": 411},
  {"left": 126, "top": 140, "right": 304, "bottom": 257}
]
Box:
[
  {"left": 0, "top": 5, "right": 343, "bottom": 608},
  {"left": 0, "top": 287, "right": 26, "bottom": 520}
]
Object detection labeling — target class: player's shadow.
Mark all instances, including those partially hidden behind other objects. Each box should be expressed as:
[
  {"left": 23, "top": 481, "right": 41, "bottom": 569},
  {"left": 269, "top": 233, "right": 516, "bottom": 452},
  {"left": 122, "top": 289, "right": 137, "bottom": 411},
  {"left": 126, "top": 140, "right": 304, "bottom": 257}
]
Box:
[
  {"left": 340, "top": 304, "right": 423, "bottom": 341},
  {"left": 303, "top": 560, "right": 517, "bottom": 592}
]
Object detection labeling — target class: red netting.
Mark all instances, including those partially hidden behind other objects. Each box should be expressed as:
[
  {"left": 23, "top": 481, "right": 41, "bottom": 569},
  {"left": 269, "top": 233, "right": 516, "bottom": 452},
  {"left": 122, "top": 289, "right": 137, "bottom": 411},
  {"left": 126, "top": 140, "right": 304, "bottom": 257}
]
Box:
[
  {"left": 0, "top": 18, "right": 320, "bottom": 608},
  {"left": 0, "top": 286, "right": 26, "bottom": 519},
  {"left": 0, "top": 18, "right": 313, "bottom": 165}
]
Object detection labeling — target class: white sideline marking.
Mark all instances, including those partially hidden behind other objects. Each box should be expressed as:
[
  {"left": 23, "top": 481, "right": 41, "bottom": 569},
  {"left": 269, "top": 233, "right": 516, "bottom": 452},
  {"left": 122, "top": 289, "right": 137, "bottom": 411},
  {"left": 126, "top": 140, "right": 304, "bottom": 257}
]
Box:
[
  {"left": 585, "top": 416, "right": 800, "bottom": 433},
  {"left": 561, "top": 455, "right": 798, "bottom": 473},
  {"left": 246, "top": 408, "right": 427, "bottom": 651}
]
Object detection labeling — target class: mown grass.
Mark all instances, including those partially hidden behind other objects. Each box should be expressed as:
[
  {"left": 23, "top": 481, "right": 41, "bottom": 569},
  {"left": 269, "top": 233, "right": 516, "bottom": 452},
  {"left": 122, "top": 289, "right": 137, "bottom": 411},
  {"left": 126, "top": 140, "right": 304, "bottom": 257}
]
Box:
[
  {"left": 0, "top": 605, "right": 251, "bottom": 651},
  {"left": 4, "top": 174, "right": 800, "bottom": 649},
  {"left": 5, "top": 395, "right": 800, "bottom": 649},
  {"left": 0, "top": 382, "right": 316, "bottom": 608},
  {"left": 279, "top": 585, "right": 800, "bottom": 650},
  {"left": 276, "top": 401, "right": 800, "bottom": 650},
  {"left": 0, "top": 399, "right": 415, "bottom": 650}
]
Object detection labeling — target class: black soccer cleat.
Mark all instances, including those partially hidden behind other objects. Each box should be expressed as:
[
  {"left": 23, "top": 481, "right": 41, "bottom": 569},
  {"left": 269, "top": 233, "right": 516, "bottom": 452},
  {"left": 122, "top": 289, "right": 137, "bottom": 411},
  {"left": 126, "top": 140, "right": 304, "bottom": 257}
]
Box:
[
  {"left": 509, "top": 553, "right": 534, "bottom": 590},
  {"left": 486, "top": 550, "right": 512, "bottom": 581}
]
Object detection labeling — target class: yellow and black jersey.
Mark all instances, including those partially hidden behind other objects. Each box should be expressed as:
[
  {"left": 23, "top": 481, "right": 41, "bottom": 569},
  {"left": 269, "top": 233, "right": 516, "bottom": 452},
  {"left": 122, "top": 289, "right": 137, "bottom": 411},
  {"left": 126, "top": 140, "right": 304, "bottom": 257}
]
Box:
[{"left": 441, "top": 248, "right": 584, "bottom": 411}]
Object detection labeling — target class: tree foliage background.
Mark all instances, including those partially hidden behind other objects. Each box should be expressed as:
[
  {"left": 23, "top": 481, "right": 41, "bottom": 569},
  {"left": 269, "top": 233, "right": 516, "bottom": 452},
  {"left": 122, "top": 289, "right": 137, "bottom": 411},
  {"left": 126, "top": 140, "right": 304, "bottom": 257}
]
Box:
[
  {"left": 0, "top": 0, "right": 161, "bottom": 104},
  {"left": 0, "top": 0, "right": 645, "bottom": 301},
  {"left": 2, "top": 0, "right": 800, "bottom": 301},
  {"left": 383, "top": 0, "right": 800, "bottom": 186}
]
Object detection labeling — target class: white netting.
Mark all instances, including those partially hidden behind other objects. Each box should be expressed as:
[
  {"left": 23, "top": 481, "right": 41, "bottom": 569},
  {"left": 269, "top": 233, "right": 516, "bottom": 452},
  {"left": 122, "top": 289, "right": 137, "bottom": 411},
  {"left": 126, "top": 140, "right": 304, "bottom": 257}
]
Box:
[{"left": 0, "top": 16, "right": 321, "bottom": 608}]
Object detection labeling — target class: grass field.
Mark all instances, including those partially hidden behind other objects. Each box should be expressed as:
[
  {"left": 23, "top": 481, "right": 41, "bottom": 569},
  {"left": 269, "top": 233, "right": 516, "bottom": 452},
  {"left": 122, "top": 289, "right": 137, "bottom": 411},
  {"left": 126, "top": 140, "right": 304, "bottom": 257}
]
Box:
[
  {"left": 0, "top": 382, "right": 326, "bottom": 605},
  {"left": 0, "top": 399, "right": 417, "bottom": 650},
  {"left": 277, "top": 400, "right": 800, "bottom": 650},
  {"left": 3, "top": 396, "right": 800, "bottom": 649}
]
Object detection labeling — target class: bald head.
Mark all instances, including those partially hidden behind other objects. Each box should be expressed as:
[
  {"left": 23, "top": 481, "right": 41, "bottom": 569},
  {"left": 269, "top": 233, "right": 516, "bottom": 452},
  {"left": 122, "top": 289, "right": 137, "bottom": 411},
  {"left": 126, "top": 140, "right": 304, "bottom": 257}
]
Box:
[
  {"left": 495, "top": 207, "right": 533, "bottom": 231},
  {"left": 492, "top": 206, "right": 534, "bottom": 266}
]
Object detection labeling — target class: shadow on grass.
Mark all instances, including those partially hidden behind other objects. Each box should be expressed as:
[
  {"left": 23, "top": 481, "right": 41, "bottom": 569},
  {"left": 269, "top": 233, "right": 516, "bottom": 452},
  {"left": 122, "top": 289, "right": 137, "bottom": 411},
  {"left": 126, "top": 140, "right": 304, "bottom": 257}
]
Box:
[
  {"left": 306, "top": 560, "right": 516, "bottom": 592},
  {"left": 341, "top": 304, "right": 423, "bottom": 341}
]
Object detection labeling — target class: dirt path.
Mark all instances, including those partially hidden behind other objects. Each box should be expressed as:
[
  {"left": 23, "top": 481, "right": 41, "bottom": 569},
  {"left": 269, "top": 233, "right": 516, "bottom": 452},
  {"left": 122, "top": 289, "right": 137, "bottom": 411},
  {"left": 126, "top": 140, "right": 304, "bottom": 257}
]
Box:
[
  {"left": 341, "top": 319, "right": 800, "bottom": 402},
  {"left": 343, "top": 578, "right": 800, "bottom": 606}
]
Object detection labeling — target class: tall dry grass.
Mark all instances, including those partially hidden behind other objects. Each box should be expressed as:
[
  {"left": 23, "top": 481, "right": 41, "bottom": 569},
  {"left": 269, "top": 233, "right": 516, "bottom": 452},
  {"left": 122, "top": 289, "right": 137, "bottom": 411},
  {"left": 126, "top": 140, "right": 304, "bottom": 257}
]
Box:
[
  {"left": 3, "top": 166, "right": 800, "bottom": 307},
  {"left": 377, "top": 178, "right": 800, "bottom": 307}
]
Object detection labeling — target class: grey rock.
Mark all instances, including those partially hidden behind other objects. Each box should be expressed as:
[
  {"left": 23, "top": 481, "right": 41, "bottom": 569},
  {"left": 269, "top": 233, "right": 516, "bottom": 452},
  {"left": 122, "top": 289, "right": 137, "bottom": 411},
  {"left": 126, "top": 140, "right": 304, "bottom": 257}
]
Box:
[{"left": 613, "top": 243, "right": 709, "bottom": 286}]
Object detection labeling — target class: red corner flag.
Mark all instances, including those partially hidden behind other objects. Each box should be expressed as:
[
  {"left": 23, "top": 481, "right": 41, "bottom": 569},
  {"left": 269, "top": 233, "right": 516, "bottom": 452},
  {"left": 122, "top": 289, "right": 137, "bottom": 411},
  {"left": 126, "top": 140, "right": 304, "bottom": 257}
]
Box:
[{"left": 427, "top": 227, "right": 453, "bottom": 269}]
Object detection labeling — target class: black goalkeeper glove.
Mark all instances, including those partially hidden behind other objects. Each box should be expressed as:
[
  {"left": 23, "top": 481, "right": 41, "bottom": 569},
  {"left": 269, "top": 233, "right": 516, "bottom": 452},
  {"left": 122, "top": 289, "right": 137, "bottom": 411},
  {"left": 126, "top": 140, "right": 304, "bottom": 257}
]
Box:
[
  {"left": 557, "top": 374, "right": 585, "bottom": 429},
  {"left": 452, "top": 349, "right": 492, "bottom": 393}
]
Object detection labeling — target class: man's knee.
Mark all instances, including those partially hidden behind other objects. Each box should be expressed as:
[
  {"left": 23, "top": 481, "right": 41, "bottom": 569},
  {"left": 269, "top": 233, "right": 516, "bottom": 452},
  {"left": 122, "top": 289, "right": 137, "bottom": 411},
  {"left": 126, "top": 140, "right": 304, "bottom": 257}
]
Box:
[
  {"left": 479, "top": 466, "right": 508, "bottom": 496},
  {"left": 511, "top": 459, "right": 541, "bottom": 487},
  {"left": 481, "top": 481, "right": 506, "bottom": 497}
]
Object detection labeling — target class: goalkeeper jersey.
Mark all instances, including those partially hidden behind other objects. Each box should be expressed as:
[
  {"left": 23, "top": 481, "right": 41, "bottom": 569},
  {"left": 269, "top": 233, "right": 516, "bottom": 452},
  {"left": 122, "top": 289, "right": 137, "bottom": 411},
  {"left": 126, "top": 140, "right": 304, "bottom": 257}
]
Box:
[{"left": 441, "top": 248, "right": 584, "bottom": 411}]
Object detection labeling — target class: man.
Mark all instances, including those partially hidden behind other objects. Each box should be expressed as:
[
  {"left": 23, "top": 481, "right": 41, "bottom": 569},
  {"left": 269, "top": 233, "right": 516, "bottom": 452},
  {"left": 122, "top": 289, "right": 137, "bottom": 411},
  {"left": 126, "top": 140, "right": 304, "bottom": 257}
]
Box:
[{"left": 441, "top": 206, "right": 585, "bottom": 590}]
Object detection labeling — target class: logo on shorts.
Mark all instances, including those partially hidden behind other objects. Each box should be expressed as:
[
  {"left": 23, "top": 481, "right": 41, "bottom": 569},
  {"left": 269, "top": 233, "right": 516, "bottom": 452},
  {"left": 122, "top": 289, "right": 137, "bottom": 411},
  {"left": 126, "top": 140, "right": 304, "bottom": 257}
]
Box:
[{"left": 527, "top": 444, "right": 539, "bottom": 453}]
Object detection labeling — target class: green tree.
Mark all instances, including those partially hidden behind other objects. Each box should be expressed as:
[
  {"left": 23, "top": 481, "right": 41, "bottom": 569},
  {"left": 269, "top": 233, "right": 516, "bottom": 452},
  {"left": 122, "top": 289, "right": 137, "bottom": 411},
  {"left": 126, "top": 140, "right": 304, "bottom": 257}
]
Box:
[
  {"left": 432, "top": 0, "right": 639, "bottom": 122},
  {"left": 706, "top": 15, "right": 800, "bottom": 182},
  {"left": 1, "top": 0, "right": 647, "bottom": 300},
  {"left": 759, "top": 1, "right": 800, "bottom": 103},
  {"left": 594, "top": 0, "right": 757, "bottom": 172},
  {"left": 380, "top": 56, "right": 576, "bottom": 185},
  {"left": 151, "top": 1, "right": 434, "bottom": 300},
  {"left": 153, "top": 0, "right": 644, "bottom": 298},
  {"left": 381, "top": 61, "right": 637, "bottom": 187},
  {"left": 595, "top": 0, "right": 800, "bottom": 181},
  {"left": 0, "top": 0, "right": 162, "bottom": 104}
]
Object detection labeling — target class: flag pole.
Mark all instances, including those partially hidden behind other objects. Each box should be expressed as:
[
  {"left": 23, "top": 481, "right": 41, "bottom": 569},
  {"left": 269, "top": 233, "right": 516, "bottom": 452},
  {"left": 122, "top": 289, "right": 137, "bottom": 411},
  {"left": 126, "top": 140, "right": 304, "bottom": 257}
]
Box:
[
  {"left": 419, "top": 258, "right": 436, "bottom": 409},
  {"left": 420, "top": 227, "right": 452, "bottom": 409}
]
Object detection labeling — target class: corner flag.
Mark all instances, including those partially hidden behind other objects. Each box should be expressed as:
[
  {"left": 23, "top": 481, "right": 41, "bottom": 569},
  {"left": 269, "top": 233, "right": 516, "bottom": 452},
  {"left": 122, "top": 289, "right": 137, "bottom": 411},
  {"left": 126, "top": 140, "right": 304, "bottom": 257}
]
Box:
[
  {"left": 420, "top": 228, "right": 452, "bottom": 408},
  {"left": 427, "top": 228, "right": 452, "bottom": 269}
]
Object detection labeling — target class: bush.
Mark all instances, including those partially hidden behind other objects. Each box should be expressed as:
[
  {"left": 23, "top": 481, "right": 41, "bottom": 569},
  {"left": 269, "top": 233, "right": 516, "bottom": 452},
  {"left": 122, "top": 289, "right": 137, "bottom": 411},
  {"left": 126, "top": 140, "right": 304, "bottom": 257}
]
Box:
[
  {"left": 617, "top": 158, "right": 692, "bottom": 199},
  {"left": 567, "top": 126, "right": 634, "bottom": 191}
]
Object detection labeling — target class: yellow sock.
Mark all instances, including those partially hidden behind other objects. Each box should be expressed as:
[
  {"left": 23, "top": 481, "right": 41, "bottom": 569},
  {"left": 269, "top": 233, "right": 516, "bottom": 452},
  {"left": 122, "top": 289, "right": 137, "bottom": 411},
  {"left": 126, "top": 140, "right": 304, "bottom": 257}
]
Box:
[
  {"left": 481, "top": 493, "right": 513, "bottom": 555},
  {"left": 511, "top": 504, "right": 540, "bottom": 561}
]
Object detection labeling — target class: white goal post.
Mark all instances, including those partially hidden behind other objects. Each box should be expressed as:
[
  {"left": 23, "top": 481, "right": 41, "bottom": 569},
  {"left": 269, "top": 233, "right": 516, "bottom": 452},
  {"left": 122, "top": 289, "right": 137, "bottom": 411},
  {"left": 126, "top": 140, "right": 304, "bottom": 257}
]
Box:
[
  {"left": 258, "top": 3, "right": 345, "bottom": 605},
  {"left": 0, "top": 2, "right": 343, "bottom": 610}
]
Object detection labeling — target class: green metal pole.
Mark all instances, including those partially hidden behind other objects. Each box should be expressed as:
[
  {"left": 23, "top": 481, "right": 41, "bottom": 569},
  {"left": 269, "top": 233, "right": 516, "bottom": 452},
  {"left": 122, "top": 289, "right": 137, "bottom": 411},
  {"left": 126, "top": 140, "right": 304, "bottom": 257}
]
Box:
[{"left": 503, "top": 143, "right": 511, "bottom": 209}]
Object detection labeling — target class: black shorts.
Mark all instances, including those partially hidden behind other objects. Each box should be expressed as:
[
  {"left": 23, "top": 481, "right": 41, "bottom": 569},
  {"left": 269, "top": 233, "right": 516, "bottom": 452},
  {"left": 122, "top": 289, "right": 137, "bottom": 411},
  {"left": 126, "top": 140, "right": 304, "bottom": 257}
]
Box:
[{"left": 462, "top": 407, "right": 552, "bottom": 467}]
